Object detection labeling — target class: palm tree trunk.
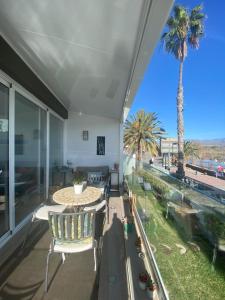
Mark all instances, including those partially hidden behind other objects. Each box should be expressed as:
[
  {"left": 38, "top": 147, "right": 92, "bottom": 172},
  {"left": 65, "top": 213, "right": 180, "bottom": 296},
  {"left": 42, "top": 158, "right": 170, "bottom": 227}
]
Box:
[
  {"left": 176, "top": 60, "right": 185, "bottom": 178},
  {"left": 136, "top": 139, "right": 141, "bottom": 169}
]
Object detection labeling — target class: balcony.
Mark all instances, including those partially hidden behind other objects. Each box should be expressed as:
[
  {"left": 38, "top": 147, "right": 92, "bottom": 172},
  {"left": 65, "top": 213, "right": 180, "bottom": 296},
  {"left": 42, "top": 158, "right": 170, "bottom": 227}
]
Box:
[
  {"left": 1, "top": 188, "right": 166, "bottom": 300},
  {"left": 0, "top": 1, "right": 174, "bottom": 299},
  {"left": 0, "top": 192, "right": 126, "bottom": 300}
]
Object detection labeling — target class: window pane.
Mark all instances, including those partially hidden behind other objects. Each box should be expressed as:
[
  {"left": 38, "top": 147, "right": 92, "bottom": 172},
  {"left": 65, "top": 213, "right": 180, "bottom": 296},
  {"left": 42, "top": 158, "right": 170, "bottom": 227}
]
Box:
[
  {"left": 49, "top": 115, "right": 63, "bottom": 188},
  {"left": 15, "top": 92, "right": 46, "bottom": 225},
  {"left": 0, "top": 83, "right": 9, "bottom": 237}
]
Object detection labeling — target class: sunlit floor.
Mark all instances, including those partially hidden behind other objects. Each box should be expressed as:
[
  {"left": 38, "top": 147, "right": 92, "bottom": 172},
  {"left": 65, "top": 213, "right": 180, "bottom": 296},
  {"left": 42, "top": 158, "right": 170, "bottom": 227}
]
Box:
[
  {"left": 0, "top": 213, "right": 104, "bottom": 300},
  {"left": 0, "top": 192, "right": 130, "bottom": 300}
]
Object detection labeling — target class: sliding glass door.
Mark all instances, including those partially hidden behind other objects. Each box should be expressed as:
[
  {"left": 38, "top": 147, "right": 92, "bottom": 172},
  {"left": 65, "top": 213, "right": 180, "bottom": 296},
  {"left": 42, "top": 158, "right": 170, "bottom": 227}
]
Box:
[
  {"left": 15, "top": 92, "right": 47, "bottom": 225},
  {"left": 49, "top": 114, "right": 64, "bottom": 190},
  {"left": 0, "top": 74, "right": 64, "bottom": 239},
  {"left": 0, "top": 82, "right": 9, "bottom": 238}
]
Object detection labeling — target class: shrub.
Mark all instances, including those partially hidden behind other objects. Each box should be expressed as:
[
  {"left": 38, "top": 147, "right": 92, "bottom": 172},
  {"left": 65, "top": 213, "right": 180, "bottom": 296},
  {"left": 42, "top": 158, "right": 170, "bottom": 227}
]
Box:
[
  {"left": 73, "top": 171, "right": 85, "bottom": 184},
  {"left": 138, "top": 170, "right": 170, "bottom": 198},
  {"left": 204, "top": 213, "right": 225, "bottom": 240}
]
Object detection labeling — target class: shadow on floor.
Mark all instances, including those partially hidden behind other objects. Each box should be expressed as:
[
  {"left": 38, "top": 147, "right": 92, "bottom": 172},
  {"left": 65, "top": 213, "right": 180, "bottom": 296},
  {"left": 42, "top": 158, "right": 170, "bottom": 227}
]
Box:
[
  {"left": 98, "top": 193, "right": 128, "bottom": 300},
  {"left": 0, "top": 212, "right": 105, "bottom": 300}
]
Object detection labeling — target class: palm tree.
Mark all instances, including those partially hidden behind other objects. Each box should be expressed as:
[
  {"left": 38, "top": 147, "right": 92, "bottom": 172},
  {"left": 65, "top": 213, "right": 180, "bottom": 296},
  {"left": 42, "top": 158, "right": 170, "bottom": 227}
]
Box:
[
  {"left": 161, "top": 5, "right": 205, "bottom": 178},
  {"left": 124, "top": 110, "right": 164, "bottom": 166},
  {"left": 184, "top": 140, "right": 200, "bottom": 161}
]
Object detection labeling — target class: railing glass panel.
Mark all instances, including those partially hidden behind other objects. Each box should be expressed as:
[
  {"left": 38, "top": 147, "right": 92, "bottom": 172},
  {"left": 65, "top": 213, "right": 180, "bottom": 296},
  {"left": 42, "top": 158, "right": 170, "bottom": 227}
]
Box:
[{"left": 124, "top": 156, "right": 225, "bottom": 300}]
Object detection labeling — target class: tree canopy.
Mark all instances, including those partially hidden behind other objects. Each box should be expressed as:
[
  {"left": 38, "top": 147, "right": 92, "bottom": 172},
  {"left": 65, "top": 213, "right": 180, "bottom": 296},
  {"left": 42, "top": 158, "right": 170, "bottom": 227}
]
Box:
[
  {"left": 162, "top": 4, "right": 205, "bottom": 62},
  {"left": 124, "top": 110, "right": 164, "bottom": 161}
]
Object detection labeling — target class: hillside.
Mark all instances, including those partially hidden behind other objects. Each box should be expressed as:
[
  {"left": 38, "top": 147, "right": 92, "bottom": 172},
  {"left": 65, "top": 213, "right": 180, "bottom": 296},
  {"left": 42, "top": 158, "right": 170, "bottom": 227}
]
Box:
[{"left": 192, "top": 138, "right": 225, "bottom": 146}]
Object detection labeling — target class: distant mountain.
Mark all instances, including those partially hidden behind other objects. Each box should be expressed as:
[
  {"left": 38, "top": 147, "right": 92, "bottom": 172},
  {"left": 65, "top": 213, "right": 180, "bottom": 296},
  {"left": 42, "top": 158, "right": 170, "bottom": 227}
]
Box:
[{"left": 191, "top": 138, "right": 225, "bottom": 146}]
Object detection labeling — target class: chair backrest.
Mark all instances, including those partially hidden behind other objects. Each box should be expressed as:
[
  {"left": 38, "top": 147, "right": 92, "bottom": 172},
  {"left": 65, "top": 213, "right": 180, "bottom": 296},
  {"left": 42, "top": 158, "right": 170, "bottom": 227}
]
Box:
[
  {"left": 84, "top": 200, "right": 106, "bottom": 212},
  {"left": 48, "top": 210, "right": 96, "bottom": 243}
]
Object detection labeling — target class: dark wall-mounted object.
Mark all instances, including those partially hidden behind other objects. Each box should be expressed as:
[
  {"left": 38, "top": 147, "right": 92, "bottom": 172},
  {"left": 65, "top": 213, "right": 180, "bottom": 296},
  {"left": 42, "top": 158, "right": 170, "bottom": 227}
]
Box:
[
  {"left": 97, "top": 136, "right": 105, "bottom": 155},
  {"left": 0, "top": 35, "right": 68, "bottom": 119},
  {"left": 82, "top": 130, "right": 88, "bottom": 141}
]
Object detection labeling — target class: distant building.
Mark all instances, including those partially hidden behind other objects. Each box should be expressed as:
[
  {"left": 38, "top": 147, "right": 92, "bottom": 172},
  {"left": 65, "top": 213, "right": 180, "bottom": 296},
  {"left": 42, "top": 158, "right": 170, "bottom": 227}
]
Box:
[
  {"left": 160, "top": 137, "right": 178, "bottom": 155},
  {"left": 160, "top": 138, "right": 178, "bottom": 168}
]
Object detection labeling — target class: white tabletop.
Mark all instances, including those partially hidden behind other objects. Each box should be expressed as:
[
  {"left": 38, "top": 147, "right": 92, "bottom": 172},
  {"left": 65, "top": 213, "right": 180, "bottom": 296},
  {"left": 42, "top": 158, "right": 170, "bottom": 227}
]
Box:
[{"left": 53, "top": 186, "right": 102, "bottom": 206}]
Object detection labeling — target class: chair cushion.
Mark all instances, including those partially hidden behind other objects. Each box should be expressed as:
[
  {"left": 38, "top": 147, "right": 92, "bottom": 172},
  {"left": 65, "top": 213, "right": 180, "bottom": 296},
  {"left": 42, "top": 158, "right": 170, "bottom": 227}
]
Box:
[
  {"left": 89, "top": 181, "right": 105, "bottom": 194},
  {"left": 54, "top": 238, "right": 93, "bottom": 253},
  {"left": 34, "top": 205, "right": 66, "bottom": 220}
]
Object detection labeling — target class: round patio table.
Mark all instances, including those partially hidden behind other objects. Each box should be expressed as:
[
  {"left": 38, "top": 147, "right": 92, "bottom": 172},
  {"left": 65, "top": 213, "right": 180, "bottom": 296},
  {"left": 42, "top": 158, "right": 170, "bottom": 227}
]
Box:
[{"left": 53, "top": 186, "right": 102, "bottom": 207}]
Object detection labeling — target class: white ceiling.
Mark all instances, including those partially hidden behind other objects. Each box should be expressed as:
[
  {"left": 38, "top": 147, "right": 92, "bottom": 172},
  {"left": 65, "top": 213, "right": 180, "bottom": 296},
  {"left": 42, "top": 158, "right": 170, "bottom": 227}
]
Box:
[{"left": 0, "top": 0, "right": 173, "bottom": 120}]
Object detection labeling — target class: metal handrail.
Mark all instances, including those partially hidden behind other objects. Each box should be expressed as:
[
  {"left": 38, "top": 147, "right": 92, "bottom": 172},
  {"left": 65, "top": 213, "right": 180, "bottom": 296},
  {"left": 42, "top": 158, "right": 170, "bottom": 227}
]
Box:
[
  {"left": 133, "top": 203, "right": 169, "bottom": 300},
  {"left": 124, "top": 177, "right": 169, "bottom": 300}
]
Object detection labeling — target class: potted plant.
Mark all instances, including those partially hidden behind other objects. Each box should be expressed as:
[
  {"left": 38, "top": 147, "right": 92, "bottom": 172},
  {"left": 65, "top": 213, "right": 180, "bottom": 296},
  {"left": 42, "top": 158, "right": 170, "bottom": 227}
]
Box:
[
  {"left": 73, "top": 171, "right": 85, "bottom": 194},
  {"left": 146, "top": 278, "right": 156, "bottom": 299},
  {"left": 135, "top": 236, "right": 142, "bottom": 252},
  {"left": 138, "top": 271, "right": 149, "bottom": 290},
  {"left": 123, "top": 216, "right": 134, "bottom": 234}
]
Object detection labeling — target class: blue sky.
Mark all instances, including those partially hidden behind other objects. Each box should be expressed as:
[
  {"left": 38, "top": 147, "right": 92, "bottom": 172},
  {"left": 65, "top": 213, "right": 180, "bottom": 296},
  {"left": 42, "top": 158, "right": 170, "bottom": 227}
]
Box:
[{"left": 130, "top": 0, "right": 225, "bottom": 140}]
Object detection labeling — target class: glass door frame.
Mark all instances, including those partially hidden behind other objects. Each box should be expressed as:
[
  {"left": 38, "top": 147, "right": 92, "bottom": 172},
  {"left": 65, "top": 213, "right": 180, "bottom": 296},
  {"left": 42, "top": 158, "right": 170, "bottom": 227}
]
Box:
[
  {"left": 48, "top": 110, "right": 65, "bottom": 196},
  {"left": 12, "top": 85, "right": 48, "bottom": 231},
  {"left": 0, "top": 76, "right": 12, "bottom": 243},
  {"left": 0, "top": 70, "right": 65, "bottom": 246}
]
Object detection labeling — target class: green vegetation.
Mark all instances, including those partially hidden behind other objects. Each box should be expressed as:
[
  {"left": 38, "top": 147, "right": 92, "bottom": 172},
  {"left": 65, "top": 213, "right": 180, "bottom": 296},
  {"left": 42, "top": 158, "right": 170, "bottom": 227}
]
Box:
[
  {"left": 126, "top": 173, "right": 225, "bottom": 300},
  {"left": 124, "top": 110, "right": 164, "bottom": 162},
  {"left": 198, "top": 144, "right": 225, "bottom": 161},
  {"left": 204, "top": 213, "right": 225, "bottom": 241},
  {"left": 72, "top": 171, "right": 85, "bottom": 184},
  {"left": 184, "top": 140, "right": 200, "bottom": 161},
  {"left": 161, "top": 4, "right": 205, "bottom": 178},
  {"left": 138, "top": 169, "right": 170, "bottom": 199}
]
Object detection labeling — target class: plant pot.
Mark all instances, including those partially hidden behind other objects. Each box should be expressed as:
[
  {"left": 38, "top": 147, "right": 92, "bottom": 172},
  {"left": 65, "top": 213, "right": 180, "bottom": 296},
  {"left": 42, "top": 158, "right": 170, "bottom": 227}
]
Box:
[
  {"left": 124, "top": 222, "right": 133, "bottom": 234},
  {"left": 138, "top": 251, "right": 145, "bottom": 260},
  {"left": 136, "top": 246, "right": 142, "bottom": 253},
  {"left": 146, "top": 289, "right": 154, "bottom": 299},
  {"left": 82, "top": 181, "right": 87, "bottom": 189},
  {"left": 74, "top": 183, "right": 83, "bottom": 194},
  {"left": 138, "top": 280, "right": 146, "bottom": 290}
]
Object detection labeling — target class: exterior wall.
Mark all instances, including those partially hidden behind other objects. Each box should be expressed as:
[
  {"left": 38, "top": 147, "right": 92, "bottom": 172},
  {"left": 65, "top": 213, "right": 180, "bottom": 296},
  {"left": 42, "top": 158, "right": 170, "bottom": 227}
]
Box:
[{"left": 65, "top": 112, "right": 120, "bottom": 170}]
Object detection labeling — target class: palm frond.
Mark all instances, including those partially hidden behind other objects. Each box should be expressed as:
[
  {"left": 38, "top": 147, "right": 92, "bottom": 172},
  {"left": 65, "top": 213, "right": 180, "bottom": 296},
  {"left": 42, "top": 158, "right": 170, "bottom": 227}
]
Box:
[
  {"left": 184, "top": 140, "right": 200, "bottom": 159},
  {"left": 124, "top": 110, "right": 164, "bottom": 160},
  {"left": 161, "top": 3, "right": 205, "bottom": 60}
]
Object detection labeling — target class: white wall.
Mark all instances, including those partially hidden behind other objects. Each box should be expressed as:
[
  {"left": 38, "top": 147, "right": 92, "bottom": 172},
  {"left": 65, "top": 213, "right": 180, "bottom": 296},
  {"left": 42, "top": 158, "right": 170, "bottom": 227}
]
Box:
[{"left": 65, "top": 112, "right": 120, "bottom": 169}]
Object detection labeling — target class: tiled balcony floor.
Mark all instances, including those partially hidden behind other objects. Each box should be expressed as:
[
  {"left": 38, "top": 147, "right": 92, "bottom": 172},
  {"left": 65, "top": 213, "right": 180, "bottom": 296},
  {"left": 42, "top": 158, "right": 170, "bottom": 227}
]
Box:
[
  {"left": 0, "top": 213, "right": 104, "bottom": 300},
  {"left": 0, "top": 193, "right": 129, "bottom": 300}
]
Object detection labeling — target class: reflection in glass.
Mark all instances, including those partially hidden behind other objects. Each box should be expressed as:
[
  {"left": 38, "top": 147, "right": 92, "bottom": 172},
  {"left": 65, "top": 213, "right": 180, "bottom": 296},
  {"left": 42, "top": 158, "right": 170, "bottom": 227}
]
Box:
[
  {"left": 15, "top": 92, "right": 46, "bottom": 225},
  {"left": 49, "top": 115, "right": 63, "bottom": 191},
  {"left": 0, "top": 83, "right": 9, "bottom": 237}
]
